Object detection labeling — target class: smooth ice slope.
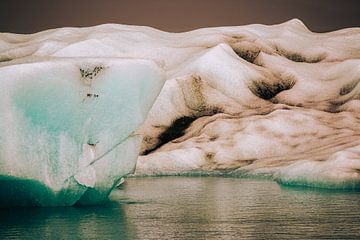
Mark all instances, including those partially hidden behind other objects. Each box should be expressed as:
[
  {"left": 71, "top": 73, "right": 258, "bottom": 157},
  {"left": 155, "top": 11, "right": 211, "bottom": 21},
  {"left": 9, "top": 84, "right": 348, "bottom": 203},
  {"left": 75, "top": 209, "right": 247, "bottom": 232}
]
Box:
[
  {"left": 1, "top": 19, "right": 360, "bottom": 192},
  {"left": 0, "top": 59, "right": 164, "bottom": 206}
]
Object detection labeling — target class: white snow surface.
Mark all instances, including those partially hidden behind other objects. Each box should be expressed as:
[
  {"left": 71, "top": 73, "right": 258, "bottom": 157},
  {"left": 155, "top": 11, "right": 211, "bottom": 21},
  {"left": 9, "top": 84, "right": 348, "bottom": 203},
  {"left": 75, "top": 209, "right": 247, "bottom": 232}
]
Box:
[{"left": 1, "top": 19, "right": 360, "bottom": 191}]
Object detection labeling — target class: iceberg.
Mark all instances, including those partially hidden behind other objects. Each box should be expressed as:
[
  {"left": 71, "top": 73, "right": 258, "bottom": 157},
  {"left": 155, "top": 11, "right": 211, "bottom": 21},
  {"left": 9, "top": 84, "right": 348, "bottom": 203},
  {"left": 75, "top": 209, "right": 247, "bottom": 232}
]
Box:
[
  {"left": 1, "top": 19, "right": 360, "bottom": 201},
  {"left": 0, "top": 59, "right": 164, "bottom": 206}
]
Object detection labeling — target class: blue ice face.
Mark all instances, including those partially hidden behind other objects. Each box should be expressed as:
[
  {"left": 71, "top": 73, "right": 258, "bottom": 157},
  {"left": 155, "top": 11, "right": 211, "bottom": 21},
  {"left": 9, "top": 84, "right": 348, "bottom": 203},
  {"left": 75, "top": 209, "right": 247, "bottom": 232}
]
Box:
[{"left": 0, "top": 59, "right": 164, "bottom": 206}]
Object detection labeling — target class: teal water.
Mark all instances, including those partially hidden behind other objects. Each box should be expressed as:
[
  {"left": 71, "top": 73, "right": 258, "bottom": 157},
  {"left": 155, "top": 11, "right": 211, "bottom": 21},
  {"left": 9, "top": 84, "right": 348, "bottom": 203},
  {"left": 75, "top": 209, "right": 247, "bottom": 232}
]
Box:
[{"left": 1, "top": 177, "right": 360, "bottom": 239}]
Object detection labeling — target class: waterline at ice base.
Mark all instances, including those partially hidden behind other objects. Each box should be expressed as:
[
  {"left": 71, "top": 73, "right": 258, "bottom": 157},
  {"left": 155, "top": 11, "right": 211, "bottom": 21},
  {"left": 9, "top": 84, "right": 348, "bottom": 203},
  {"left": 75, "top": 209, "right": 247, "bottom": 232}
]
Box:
[{"left": 1, "top": 19, "right": 360, "bottom": 206}]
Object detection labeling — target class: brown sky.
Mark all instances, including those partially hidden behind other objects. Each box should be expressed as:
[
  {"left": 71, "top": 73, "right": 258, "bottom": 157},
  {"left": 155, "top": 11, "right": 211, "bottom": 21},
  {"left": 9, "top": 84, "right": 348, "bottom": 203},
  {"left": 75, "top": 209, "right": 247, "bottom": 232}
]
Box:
[{"left": 0, "top": 0, "right": 359, "bottom": 34}]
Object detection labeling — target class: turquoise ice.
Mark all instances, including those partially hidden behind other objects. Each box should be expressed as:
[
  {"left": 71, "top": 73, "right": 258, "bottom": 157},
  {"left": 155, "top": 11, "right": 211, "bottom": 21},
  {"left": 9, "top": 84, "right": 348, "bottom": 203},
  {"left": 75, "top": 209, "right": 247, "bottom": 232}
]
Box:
[{"left": 0, "top": 58, "right": 164, "bottom": 206}]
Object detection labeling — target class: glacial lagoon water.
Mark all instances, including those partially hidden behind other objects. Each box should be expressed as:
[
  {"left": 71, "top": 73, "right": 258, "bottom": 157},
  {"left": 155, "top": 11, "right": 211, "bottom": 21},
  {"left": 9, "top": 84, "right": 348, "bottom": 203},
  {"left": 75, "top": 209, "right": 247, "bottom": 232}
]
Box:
[{"left": 0, "top": 177, "right": 360, "bottom": 239}]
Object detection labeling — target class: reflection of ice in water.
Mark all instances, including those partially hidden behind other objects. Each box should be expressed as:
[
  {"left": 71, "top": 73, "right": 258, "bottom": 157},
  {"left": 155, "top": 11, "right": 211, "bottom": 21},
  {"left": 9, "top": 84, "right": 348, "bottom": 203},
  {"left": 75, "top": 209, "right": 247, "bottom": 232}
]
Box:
[
  {"left": 1, "top": 177, "right": 358, "bottom": 239},
  {"left": 111, "top": 177, "right": 360, "bottom": 239}
]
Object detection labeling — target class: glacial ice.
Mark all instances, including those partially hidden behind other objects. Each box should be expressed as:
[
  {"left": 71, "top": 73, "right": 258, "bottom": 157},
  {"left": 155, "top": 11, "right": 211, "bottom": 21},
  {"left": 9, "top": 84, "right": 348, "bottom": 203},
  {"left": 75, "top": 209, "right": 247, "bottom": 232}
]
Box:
[
  {"left": 1, "top": 19, "right": 360, "bottom": 202},
  {"left": 0, "top": 59, "right": 164, "bottom": 206}
]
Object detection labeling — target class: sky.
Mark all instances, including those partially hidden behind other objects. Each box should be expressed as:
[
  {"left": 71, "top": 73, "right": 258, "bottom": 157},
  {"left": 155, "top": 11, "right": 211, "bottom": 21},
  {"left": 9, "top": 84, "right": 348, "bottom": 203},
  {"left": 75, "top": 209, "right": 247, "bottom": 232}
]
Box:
[{"left": 0, "top": 0, "right": 359, "bottom": 34}]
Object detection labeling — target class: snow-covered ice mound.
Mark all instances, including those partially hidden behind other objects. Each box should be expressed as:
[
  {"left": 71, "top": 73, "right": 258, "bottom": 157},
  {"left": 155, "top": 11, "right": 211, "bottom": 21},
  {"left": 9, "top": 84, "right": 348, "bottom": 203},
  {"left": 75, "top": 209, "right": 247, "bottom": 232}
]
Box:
[{"left": 1, "top": 19, "right": 360, "bottom": 200}]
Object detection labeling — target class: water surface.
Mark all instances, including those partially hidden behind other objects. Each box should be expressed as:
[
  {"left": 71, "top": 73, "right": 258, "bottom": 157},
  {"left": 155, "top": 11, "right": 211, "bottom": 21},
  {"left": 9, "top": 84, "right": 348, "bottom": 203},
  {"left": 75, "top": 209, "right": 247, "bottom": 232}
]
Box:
[{"left": 1, "top": 177, "right": 359, "bottom": 239}]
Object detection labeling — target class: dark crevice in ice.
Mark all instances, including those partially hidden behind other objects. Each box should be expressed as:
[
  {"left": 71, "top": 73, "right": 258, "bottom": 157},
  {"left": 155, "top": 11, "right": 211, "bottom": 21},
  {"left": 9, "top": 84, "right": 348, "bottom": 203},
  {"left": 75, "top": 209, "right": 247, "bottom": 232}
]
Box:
[
  {"left": 248, "top": 77, "right": 296, "bottom": 100},
  {"left": 233, "top": 48, "right": 260, "bottom": 64},
  {"left": 275, "top": 46, "right": 325, "bottom": 63},
  {"left": 0, "top": 56, "right": 12, "bottom": 62},
  {"left": 142, "top": 116, "right": 197, "bottom": 155},
  {"left": 339, "top": 78, "right": 360, "bottom": 96}
]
